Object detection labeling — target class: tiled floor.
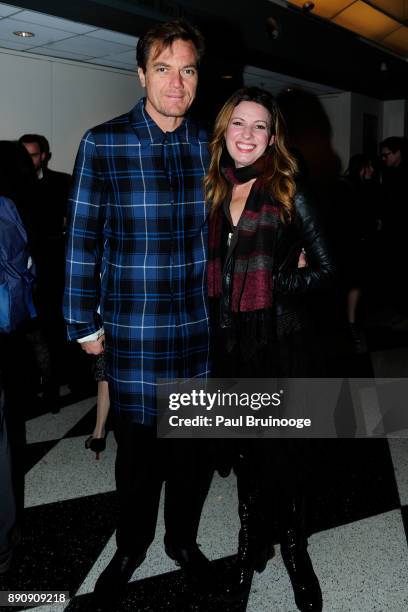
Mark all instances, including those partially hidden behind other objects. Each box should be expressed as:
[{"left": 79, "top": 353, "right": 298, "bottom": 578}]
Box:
[{"left": 1, "top": 328, "right": 408, "bottom": 611}]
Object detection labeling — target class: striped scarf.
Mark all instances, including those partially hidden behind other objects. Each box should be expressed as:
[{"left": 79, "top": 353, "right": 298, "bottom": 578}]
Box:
[{"left": 208, "top": 152, "right": 279, "bottom": 312}]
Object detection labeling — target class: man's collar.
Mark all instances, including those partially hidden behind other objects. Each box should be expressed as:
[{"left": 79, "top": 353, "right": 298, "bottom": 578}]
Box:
[{"left": 128, "top": 98, "right": 200, "bottom": 147}]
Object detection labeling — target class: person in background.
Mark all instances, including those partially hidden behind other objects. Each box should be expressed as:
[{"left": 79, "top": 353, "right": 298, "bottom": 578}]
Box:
[
  {"left": 333, "top": 154, "right": 382, "bottom": 353},
  {"left": 19, "top": 134, "right": 71, "bottom": 410},
  {"left": 0, "top": 370, "right": 17, "bottom": 574},
  {"left": 379, "top": 136, "right": 408, "bottom": 327},
  {"left": 0, "top": 141, "right": 39, "bottom": 545},
  {"left": 206, "top": 87, "right": 335, "bottom": 611},
  {"left": 380, "top": 136, "right": 406, "bottom": 172},
  {"left": 18, "top": 134, "right": 70, "bottom": 234}
]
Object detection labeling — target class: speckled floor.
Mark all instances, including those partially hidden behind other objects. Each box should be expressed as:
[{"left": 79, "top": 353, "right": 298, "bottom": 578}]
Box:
[{"left": 1, "top": 343, "right": 408, "bottom": 611}]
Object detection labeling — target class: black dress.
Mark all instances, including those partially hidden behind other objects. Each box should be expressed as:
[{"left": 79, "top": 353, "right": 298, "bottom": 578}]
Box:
[{"left": 211, "top": 183, "right": 334, "bottom": 378}]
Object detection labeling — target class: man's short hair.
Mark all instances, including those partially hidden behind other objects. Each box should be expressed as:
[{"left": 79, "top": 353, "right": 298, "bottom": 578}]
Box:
[
  {"left": 136, "top": 19, "right": 205, "bottom": 72},
  {"left": 19, "top": 133, "right": 50, "bottom": 155},
  {"left": 380, "top": 136, "right": 403, "bottom": 153}
]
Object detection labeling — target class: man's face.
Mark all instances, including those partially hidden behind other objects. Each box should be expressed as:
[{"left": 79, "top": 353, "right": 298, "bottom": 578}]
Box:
[
  {"left": 381, "top": 147, "right": 401, "bottom": 168},
  {"left": 22, "top": 142, "right": 44, "bottom": 171},
  {"left": 138, "top": 39, "right": 198, "bottom": 125}
]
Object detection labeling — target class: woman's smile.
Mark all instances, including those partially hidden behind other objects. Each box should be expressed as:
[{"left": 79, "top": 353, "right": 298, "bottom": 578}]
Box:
[{"left": 225, "top": 100, "right": 274, "bottom": 168}]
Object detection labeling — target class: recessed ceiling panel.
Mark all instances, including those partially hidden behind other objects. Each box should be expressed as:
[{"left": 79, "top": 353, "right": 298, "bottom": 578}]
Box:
[
  {"left": 0, "top": 3, "right": 21, "bottom": 18},
  {"left": 106, "top": 49, "right": 137, "bottom": 64},
  {"left": 0, "top": 36, "right": 29, "bottom": 50},
  {"left": 32, "top": 47, "right": 94, "bottom": 61},
  {"left": 382, "top": 25, "right": 408, "bottom": 55},
  {"left": 13, "top": 10, "right": 96, "bottom": 34},
  {"left": 86, "top": 28, "right": 138, "bottom": 47},
  {"left": 333, "top": 1, "right": 401, "bottom": 41},
  {"left": 288, "top": 0, "right": 356, "bottom": 19},
  {"left": 0, "top": 17, "right": 73, "bottom": 46},
  {"left": 87, "top": 57, "right": 135, "bottom": 70},
  {"left": 44, "top": 36, "right": 133, "bottom": 57},
  {"left": 369, "top": 0, "right": 408, "bottom": 22}
]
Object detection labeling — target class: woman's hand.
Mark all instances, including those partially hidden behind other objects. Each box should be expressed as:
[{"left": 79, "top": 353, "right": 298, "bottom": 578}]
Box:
[
  {"left": 297, "top": 249, "right": 307, "bottom": 268},
  {"left": 80, "top": 335, "right": 105, "bottom": 355}
]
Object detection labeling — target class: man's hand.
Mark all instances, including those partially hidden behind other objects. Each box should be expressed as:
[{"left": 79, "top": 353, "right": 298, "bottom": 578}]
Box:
[{"left": 80, "top": 335, "right": 104, "bottom": 355}]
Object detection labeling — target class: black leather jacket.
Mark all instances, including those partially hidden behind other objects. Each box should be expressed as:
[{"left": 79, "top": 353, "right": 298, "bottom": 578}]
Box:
[
  {"left": 273, "top": 186, "right": 335, "bottom": 320},
  {"left": 215, "top": 183, "right": 335, "bottom": 341}
]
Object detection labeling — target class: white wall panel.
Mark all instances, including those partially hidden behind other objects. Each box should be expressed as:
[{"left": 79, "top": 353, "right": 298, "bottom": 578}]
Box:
[
  {"left": 0, "top": 51, "right": 52, "bottom": 142},
  {"left": 382, "top": 100, "right": 407, "bottom": 139},
  {"left": 350, "top": 93, "right": 383, "bottom": 157},
  {"left": 319, "top": 92, "right": 352, "bottom": 172},
  {"left": 0, "top": 48, "right": 142, "bottom": 173},
  {"left": 52, "top": 61, "right": 140, "bottom": 172},
  {"left": 319, "top": 91, "right": 386, "bottom": 170}
]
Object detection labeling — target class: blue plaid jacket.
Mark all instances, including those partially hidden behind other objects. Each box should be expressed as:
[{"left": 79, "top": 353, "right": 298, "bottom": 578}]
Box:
[{"left": 64, "top": 99, "right": 210, "bottom": 424}]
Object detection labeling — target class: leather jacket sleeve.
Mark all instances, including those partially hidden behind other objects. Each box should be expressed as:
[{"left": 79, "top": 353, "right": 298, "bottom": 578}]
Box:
[{"left": 273, "top": 187, "right": 335, "bottom": 295}]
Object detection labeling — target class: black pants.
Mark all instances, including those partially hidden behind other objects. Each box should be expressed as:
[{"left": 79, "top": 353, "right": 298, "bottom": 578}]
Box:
[
  {"left": 0, "top": 377, "right": 16, "bottom": 560},
  {"left": 114, "top": 421, "right": 214, "bottom": 553},
  {"left": 0, "top": 331, "right": 28, "bottom": 524}
]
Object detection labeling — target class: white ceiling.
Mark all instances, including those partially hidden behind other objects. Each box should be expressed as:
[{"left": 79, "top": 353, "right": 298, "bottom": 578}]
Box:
[
  {"left": 0, "top": 3, "right": 139, "bottom": 68},
  {"left": 0, "top": 1, "right": 342, "bottom": 93}
]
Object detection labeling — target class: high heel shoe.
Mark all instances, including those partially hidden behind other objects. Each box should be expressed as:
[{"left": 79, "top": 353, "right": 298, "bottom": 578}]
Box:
[{"left": 85, "top": 434, "right": 106, "bottom": 459}]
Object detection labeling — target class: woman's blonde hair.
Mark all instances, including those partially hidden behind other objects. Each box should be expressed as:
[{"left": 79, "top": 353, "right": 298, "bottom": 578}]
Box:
[{"left": 204, "top": 87, "right": 298, "bottom": 221}]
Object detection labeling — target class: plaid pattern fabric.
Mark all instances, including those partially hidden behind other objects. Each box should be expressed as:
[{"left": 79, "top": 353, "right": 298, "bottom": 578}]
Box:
[
  {"left": 208, "top": 156, "right": 280, "bottom": 312},
  {"left": 64, "top": 99, "right": 210, "bottom": 424}
]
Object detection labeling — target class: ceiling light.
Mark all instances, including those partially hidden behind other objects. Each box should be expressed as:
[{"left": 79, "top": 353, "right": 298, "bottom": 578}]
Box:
[
  {"left": 221, "top": 75, "right": 233, "bottom": 79},
  {"left": 13, "top": 31, "right": 35, "bottom": 38},
  {"left": 303, "top": 2, "right": 315, "bottom": 11}
]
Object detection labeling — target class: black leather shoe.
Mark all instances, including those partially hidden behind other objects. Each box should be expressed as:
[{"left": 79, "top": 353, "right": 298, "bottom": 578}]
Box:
[
  {"left": 164, "top": 538, "right": 214, "bottom": 586},
  {"left": 281, "top": 535, "right": 322, "bottom": 612},
  {"left": 91, "top": 549, "right": 147, "bottom": 610}
]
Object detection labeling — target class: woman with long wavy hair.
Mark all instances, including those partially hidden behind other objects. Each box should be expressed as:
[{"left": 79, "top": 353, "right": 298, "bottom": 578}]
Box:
[{"left": 206, "top": 87, "right": 334, "bottom": 611}]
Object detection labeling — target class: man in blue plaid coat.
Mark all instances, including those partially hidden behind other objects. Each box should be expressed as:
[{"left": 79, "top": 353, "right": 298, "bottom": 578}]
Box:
[{"left": 64, "top": 20, "right": 214, "bottom": 607}]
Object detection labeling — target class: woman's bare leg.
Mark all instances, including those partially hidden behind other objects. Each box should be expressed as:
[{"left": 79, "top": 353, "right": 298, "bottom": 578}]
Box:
[
  {"left": 93, "top": 380, "right": 110, "bottom": 438},
  {"left": 347, "top": 287, "right": 362, "bottom": 324}
]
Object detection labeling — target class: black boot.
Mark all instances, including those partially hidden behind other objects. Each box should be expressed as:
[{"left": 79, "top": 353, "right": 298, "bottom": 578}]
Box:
[
  {"left": 91, "top": 548, "right": 147, "bottom": 610},
  {"left": 219, "top": 494, "right": 274, "bottom": 603},
  {"left": 280, "top": 499, "right": 322, "bottom": 612},
  {"left": 164, "top": 537, "right": 214, "bottom": 588}
]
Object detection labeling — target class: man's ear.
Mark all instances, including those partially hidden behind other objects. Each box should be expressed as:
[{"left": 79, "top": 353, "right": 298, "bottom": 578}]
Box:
[
  {"left": 269, "top": 134, "right": 276, "bottom": 146},
  {"left": 138, "top": 67, "right": 146, "bottom": 88}
]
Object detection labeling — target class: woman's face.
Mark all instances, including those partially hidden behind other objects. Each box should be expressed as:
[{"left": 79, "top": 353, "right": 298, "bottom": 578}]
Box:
[
  {"left": 360, "top": 163, "right": 374, "bottom": 180},
  {"left": 225, "top": 100, "right": 275, "bottom": 168}
]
